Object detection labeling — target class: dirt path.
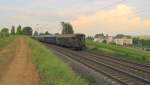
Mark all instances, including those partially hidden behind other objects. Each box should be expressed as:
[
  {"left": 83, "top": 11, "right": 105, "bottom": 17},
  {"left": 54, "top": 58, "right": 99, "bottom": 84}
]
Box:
[{"left": 0, "top": 37, "right": 41, "bottom": 85}]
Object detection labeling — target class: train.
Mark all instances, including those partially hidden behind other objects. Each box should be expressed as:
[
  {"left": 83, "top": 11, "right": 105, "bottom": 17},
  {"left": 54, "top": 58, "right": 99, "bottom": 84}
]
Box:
[{"left": 33, "top": 33, "right": 86, "bottom": 50}]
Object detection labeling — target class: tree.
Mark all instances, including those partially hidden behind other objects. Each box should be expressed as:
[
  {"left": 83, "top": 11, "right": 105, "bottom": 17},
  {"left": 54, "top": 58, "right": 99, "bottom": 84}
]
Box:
[
  {"left": 102, "top": 40, "right": 107, "bottom": 43},
  {"left": 0, "top": 28, "right": 9, "bottom": 37},
  {"left": 45, "top": 31, "right": 50, "bottom": 35},
  {"left": 16, "top": 25, "right": 22, "bottom": 34},
  {"left": 55, "top": 33, "right": 60, "bottom": 35},
  {"left": 86, "top": 36, "right": 94, "bottom": 40},
  {"left": 61, "top": 22, "right": 74, "bottom": 34},
  {"left": 11, "top": 25, "right": 15, "bottom": 35},
  {"left": 115, "top": 34, "right": 125, "bottom": 38},
  {"left": 95, "top": 33, "right": 104, "bottom": 38},
  {"left": 33, "top": 31, "right": 38, "bottom": 36},
  {"left": 1, "top": 28, "right": 9, "bottom": 33},
  {"left": 22, "top": 26, "right": 33, "bottom": 35}
]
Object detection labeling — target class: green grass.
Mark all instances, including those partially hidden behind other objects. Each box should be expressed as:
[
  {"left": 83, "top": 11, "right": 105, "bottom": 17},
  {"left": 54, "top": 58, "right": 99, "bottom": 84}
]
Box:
[
  {"left": 138, "top": 35, "right": 150, "bottom": 40},
  {"left": 0, "top": 36, "right": 15, "bottom": 49},
  {"left": 26, "top": 37, "right": 93, "bottom": 85},
  {"left": 86, "top": 40, "right": 150, "bottom": 64}
]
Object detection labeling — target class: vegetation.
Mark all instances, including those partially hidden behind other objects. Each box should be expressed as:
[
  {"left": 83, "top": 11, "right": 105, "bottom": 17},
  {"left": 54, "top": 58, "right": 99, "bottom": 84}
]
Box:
[
  {"left": 22, "top": 26, "right": 33, "bottom": 35},
  {"left": 16, "top": 25, "right": 22, "bottom": 34},
  {"left": 86, "top": 40, "right": 150, "bottom": 63},
  {"left": 0, "top": 36, "right": 15, "bottom": 49},
  {"left": 115, "top": 34, "right": 131, "bottom": 38},
  {"left": 61, "top": 22, "right": 74, "bottom": 34},
  {"left": 0, "top": 25, "right": 33, "bottom": 36},
  {"left": 133, "top": 37, "right": 150, "bottom": 48},
  {"left": 138, "top": 35, "right": 150, "bottom": 40},
  {"left": 11, "top": 26, "right": 15, "bottom": 35},
  {"left": 33, "top": 31, "right": 39, "bottom": 36},
  {"left": 0, "top": 28, "right": 9, "bottom": 38},
  {"left": 94, "top": 33, "right": 104, "bottom": 38},
  {"left": 26, "top": 37, "right": 90, "bottom": 85},
  {"left": 45, "top": 31, "right": 50, "bottom": 35},
  {"left": 0, "top": 36, "right": 16, "bottom": 78}
]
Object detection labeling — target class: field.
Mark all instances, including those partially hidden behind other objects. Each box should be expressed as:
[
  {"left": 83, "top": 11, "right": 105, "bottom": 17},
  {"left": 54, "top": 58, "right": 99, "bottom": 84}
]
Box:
[
  {"left": 86, "top": 40, "right": 150, "bottom": 63},
  {"left": 26, "top": 37, "right": 91, "bottom": 85},
  {"left": 138, "top": 35, "right": 150, "bottom": 40}
]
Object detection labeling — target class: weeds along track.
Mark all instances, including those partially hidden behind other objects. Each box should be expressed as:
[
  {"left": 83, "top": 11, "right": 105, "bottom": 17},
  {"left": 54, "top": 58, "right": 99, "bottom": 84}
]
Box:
[{"left": 46, "top": 44, "right": 150, "bottom": 85}]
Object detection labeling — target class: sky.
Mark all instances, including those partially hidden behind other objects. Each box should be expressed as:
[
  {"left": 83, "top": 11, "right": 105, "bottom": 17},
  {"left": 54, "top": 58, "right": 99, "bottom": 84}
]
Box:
[{"left": 0, "top": 0, "right": 150, "bottom": 36}]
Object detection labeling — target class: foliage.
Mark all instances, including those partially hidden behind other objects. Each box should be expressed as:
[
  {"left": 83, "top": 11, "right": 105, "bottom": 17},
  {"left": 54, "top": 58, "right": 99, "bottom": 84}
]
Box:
[
  {"left": 11, "top": 26, "right": 15, "bottom": 35},
  {"left": 102, "top": 40, "right": 107, "bottom": 43},
  {"left": 33, "top": 31, "right": 39, "bottom": 36},
  {"left": 0, "top": 28, "right": 9, "bottom": 37},
  {"left": 86, "top": 40, "right": 150, "bottom": 63},
  {"left": 94, "top": 33, "right": 104, "bottom": 38},
  {"left": 86, "top": 36, "right": 94, "bottom": 40},
  {"left": 0, "top": 36, "right": 15, "bottom": 48},
  {"left": 16, "top": 25, "right": 22, "bottom": 35},
  {"left": 133, "top": 37, "right": 150, "bottom": 47},
  {"left": 45, "top": 31, "right": 50, "bottom": 35},
  {"left": 22, "top": 26, "right": 33, "bottom": 36},
  {"left": 61, "top": 22, "right": 74, "bottom": 34},
  {"left": 55, "top": 33, "right": 60, "bottom": 35},
  {"left": 115, "top": 34, "right": 131, "bottom": 38},
  {"left": 138, "top": 35, "right": 150, "bottom": 40},
  {"left": 26, "top": 37, "right": 91, "bottom": 85},
  {"left": 39, "top": 33, "right": 45, "bottom": 35}
]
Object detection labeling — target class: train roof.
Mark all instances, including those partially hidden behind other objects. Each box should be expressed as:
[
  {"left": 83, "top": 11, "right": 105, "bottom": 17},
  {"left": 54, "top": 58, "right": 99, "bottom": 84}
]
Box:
[
  {"left": 33, "top": 33, "right": 85, "bottom": 38},
  {"left": 34, "top": 35, "right": 55, "bottom": 37},
  {"left": 56, "top": 33, "right": 85, "bottom": 37}
]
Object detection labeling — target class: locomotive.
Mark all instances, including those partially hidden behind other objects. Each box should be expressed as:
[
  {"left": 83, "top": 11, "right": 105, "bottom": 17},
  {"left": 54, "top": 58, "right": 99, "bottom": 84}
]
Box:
[{"left": 33, "top": 33, "right": 86, "bottom": 50}]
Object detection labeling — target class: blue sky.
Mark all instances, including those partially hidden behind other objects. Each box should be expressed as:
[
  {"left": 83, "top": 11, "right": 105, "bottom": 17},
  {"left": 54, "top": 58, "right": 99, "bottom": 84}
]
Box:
[{"left": 0, "top": 0, "right": 150, "bottom": 35}]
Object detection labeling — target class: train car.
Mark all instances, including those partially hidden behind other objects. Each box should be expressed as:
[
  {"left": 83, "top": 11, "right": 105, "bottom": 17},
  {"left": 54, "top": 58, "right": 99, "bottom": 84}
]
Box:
[
  {"left": 56, "top": 34, "right": 86, "bottom": 50},
  {"left": 33, "top": 35, "right": 56, "bottom": 44}
]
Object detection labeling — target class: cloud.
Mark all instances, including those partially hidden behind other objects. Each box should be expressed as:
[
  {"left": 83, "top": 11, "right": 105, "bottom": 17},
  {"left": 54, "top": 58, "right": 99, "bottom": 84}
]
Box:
[{"left": 71, "top": 4, "right": 150, "bottom": 35}]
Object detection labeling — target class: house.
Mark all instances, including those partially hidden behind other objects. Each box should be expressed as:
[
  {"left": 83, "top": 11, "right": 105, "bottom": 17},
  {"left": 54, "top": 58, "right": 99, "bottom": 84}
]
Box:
[
  {"left": 94, "top": 34, "right": 105, "bottom": 43},
  {"left": 94, "top": 37, "right": 105, "bottom": 43},
  {"left": 114, "top": 36, "right": 133, "bottom": 46},
  {"left": 94, "top": 34, "right": 114, "bottom": 43},
  {"left": 94, "top": 33, "right": 133, "bottom": 46},
  {"left": 105, "top": 36, "right": 114, "bottom": 44}
]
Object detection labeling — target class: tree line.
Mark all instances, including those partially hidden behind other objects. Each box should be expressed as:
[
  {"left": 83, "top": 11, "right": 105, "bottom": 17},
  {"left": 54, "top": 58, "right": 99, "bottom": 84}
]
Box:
[{"left": 0, "top": 25, "right": 33, "bottom": 38}]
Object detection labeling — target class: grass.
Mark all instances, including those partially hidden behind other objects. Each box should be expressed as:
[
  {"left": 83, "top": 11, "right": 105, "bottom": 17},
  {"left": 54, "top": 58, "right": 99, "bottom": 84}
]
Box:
[
  {"left": 86, "top": 40, "right": 150, "bottom": 64},
  {"left": 138, "top": 35, "right": 150, "bottom": 40},
  {"left": 0, "top": 36, "right": 16, "bottom": 77},
  {"left": 0, "top": 36, "right": 15, "bottom": 49},
  {"left": 26, "top": 37, "right": 94, "bottom": 85}
]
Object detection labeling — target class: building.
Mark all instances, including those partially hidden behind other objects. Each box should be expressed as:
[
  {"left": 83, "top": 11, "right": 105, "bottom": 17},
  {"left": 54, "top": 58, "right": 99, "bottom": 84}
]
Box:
[
  {"left": 106, "top": 36, "right": 114, "bottom": 44},
  {"left": 94, "top": 35, "right": 114, "bottom": 43},
  {"left": 94, "top": 35, "right": 105, "bottom": 43},
  {"left": 114, "top": 36, "right": 133, "bottom": 46},
  {"left": 94, "top": 34, "right": 133, "bottom": 46}
]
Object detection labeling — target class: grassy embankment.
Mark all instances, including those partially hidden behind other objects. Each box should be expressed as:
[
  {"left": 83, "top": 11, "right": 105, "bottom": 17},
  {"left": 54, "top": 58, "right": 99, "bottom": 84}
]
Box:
[
  {"left": 86, "top": 40, "right": 150, "bottom": 64},
  {"left": 0, "top": 36, "right": 16, "bottom": 76},
  {"left": 0, "top": 36, "right": 15, "bottom": 49},
  {"left": 26, "top": 37, "right": 93, "bottom": 85}
]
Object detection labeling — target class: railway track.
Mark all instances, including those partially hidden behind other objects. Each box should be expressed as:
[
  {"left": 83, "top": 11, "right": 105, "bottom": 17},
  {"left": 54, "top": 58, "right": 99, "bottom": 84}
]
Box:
[{"left": 46, "top": 44, "right": 150, "bottom": 85}]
